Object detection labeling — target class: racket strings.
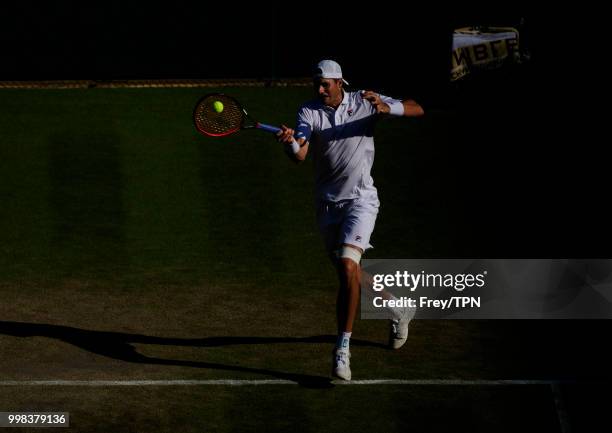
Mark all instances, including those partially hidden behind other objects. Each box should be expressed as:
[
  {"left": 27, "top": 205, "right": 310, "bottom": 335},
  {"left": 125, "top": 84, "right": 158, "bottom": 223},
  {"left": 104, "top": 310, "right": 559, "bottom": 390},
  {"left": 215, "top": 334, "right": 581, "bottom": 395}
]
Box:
[{"left": 194, "top": 95, "right": 243, "bottom": 136}]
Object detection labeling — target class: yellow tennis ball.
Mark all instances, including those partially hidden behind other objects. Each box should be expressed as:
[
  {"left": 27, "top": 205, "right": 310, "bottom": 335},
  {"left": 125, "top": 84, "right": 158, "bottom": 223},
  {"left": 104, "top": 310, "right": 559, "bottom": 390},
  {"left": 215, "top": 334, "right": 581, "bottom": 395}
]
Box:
[{"left": 213, "top": 101, "right": 224, "bottom": 113}]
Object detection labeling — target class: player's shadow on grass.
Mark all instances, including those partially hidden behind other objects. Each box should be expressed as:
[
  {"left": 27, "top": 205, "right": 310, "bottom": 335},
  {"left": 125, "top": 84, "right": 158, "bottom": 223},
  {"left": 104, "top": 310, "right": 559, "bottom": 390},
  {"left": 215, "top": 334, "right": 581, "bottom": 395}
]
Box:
[{"left": 0, "top": 321, "right": 385, "bottom": 388}]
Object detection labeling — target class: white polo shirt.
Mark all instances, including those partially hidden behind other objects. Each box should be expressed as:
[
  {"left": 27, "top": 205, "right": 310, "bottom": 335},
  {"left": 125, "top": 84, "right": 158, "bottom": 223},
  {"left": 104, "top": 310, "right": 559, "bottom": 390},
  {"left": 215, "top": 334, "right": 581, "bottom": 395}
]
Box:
[{"left": 295, "top": 90, "right": 401, "bottom": 203}]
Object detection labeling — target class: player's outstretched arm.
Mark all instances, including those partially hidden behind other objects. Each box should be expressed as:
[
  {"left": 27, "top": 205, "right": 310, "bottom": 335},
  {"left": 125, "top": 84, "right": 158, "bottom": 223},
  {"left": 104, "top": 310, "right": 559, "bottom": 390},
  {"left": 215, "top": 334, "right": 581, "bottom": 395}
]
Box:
[
  {"left": 276, "top": 125, "right": 309, "bottom": 163},
  {"left": 361, "top": 91, "right": 424, "bottom": 117}
]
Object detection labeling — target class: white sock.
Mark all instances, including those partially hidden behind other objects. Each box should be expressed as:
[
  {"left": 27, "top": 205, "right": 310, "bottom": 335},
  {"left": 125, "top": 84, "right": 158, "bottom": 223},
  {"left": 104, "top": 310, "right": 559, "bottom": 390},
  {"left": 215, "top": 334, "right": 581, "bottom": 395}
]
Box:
[{"left": 336, "top": 332, "right": 352, "bottom": 351}]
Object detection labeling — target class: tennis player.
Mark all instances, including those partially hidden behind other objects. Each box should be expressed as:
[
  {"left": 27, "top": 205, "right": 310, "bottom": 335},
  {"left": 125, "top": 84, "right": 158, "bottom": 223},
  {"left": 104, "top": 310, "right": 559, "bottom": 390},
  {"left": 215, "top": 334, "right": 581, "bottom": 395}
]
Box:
[{"left": 277, "top": 60, "right": 424, "bottom": 380}]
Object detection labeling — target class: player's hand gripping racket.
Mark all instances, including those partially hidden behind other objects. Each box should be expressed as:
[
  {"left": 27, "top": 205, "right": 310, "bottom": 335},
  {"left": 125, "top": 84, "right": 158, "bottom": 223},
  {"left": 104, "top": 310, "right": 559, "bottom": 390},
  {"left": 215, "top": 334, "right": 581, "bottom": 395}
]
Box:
[{"left": 193, "top": 93, "right": 281, "bottom": 137}]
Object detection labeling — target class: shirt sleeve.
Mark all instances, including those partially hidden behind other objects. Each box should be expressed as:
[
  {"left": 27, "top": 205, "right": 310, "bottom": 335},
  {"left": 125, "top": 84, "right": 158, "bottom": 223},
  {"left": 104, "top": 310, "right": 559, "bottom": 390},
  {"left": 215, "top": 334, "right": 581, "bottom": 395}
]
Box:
[
  {"left": 359, "top": 90, "right": 403, "bottom": 116},
  {"left": 295, "top": 106, "right": 313, "bottom": 142}
]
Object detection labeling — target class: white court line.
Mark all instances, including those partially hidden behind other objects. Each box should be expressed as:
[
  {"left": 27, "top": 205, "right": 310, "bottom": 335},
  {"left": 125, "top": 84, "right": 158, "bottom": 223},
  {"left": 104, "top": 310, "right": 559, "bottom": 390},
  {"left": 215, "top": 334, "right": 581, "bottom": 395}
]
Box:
[
  {"left": 0, "top": 379, "right": 575, "bottom": 431},
  {"left": 0, "top": 379, "right": 579, "bottom": 386}
]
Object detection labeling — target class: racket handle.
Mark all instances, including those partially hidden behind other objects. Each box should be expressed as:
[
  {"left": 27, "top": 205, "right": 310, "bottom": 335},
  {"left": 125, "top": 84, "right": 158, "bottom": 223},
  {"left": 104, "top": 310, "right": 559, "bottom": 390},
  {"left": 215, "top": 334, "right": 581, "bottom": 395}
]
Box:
[{"left": 256, "top": 123, "right": 281, "bottom": 134}]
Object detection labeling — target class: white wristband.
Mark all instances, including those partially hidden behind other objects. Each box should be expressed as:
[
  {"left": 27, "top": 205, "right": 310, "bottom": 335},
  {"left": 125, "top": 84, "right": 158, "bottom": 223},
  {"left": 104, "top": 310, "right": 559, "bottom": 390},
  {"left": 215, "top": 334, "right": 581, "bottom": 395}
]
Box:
[
  {"left": 288, "top": 139, "right": 300, "bottom": 154},
  {"left": 388, "top": 101, "right": 404, "bottom": 116}
]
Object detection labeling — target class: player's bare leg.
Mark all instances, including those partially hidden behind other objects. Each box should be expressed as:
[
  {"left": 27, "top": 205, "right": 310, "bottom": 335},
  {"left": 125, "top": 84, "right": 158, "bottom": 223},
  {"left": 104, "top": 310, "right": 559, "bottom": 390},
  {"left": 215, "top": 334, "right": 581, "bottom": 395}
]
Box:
[
  {"left": 337, "top": 252, "right": 361, "bottom": 334},
  {"left": 332, "top": 244, "right": 362, "bottom": 381}
]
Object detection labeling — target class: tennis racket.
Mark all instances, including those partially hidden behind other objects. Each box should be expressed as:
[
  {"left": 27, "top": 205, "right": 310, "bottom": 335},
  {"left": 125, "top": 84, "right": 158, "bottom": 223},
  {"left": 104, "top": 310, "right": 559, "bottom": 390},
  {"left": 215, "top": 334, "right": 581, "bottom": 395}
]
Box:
[{"left": 193, "top": 93, "right": 281, "bottom": 137}]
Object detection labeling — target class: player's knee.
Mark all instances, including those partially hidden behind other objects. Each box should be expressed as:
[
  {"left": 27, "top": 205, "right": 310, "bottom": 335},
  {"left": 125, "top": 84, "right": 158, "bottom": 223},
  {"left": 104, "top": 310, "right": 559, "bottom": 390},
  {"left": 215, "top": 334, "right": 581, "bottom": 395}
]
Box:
[
  {"left": 339, "top": 246, "right": 362, "bottom": 276},
  {"left": 340, "top": 257, "right": 360, "bottom": 277},
  {"left": 340, "top": 245, "right": 362, "bottom": 264}
]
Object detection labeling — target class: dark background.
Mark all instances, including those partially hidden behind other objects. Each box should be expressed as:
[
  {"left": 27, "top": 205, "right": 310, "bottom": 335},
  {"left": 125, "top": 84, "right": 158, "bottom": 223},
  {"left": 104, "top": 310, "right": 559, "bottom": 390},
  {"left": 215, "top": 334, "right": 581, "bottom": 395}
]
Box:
[{"left": 0, "top": 6, "right": 526, "bottom": 89}]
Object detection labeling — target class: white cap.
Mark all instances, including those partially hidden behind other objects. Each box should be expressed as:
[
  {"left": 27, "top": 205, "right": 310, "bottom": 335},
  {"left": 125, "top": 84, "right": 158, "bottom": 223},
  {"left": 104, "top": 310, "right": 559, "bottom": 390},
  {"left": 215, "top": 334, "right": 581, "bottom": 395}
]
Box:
[{"left": 314, "top": 59, "right": 349, "bottom": 85}]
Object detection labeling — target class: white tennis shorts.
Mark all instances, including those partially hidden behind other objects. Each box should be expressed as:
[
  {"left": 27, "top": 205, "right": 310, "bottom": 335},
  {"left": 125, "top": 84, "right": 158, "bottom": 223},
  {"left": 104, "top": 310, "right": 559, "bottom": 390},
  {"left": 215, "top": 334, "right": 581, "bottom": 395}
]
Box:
[{"left": 316, "top": 197, "right": 380, "bottom": 253}]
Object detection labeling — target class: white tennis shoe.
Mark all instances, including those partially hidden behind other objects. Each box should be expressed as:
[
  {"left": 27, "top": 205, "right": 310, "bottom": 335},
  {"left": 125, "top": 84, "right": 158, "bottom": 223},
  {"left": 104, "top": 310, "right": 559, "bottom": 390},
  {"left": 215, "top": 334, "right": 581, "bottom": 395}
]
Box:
[
  {"left": 332, "top": 349, "right": 351, "bottom": 381},
  {"left": 389, "top": 306, "right": 415, "bottom": 349}
]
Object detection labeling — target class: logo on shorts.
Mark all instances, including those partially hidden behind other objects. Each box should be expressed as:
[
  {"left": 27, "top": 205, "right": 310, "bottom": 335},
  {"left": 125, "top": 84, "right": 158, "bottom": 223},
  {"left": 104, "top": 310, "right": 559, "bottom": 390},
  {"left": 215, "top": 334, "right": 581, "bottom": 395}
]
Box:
[
  {"left": 347, "top": 108, "right": 353, "bottom": 116},
  {"left": 355, "top": 235, "right": 362, "bottom": 242}
]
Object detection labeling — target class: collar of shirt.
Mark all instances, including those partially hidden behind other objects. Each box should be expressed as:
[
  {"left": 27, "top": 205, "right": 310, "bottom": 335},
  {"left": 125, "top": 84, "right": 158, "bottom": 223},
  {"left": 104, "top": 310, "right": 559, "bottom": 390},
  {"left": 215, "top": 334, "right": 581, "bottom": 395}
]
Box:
[{"left": 340, "top": 89, "right": 349, "bottom": 106}]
